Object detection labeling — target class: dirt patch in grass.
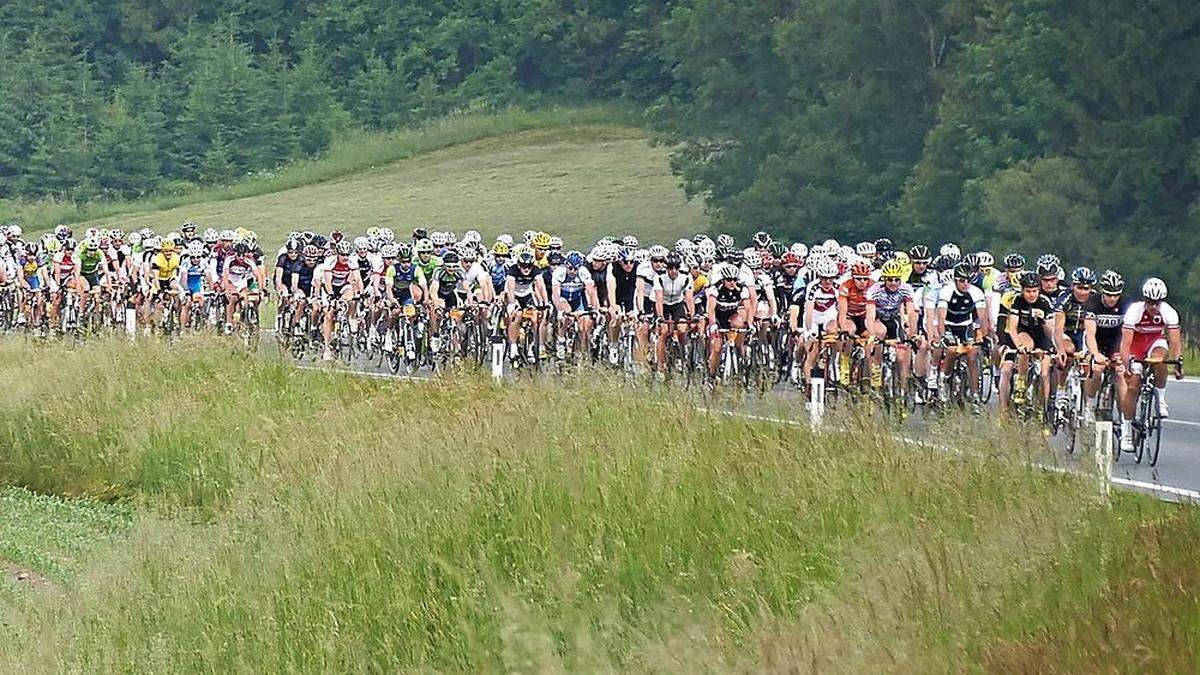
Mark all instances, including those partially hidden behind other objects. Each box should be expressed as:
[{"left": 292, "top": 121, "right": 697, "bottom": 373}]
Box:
[{"left": 2, "top": 562, "right": 48, "bottom": 588}]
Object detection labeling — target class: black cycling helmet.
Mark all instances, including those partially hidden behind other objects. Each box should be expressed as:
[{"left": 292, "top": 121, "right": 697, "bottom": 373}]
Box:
[
  {"left": 285, "top": 239, "right": 302, "bottom": 253},
  {"left": 908, "top": 244, "right": 930, "bottom": 262},
  {"left": 665, "top": 252, "right": 682, "bottom": 268},
  {"left": 234, "top": 241, "right": 251, "bottom": 255},
  {"left": 874, "top": 237, "right": 894, "bottom": 253},
  {"left": 547, "top": 250, "right": 565, "bottom": 267},
  {"left": 767, "top": 241, "right": 785, "bottom": 257},
  {"left": 752, "top": 231, "right": 771, "bottom": 247},
  {"left": 1019, "top": 271, "right": 1040, "bottom": 289},
  {"left": 953, "top": 262, "right": 974, "bottom": 280},
  {"left": 412, "top": 227, "right": 428, "bottom": 241},
  {"left": 1098, "top": 269, "right": 1124, "bottom": 295},
  {"left": 1003, "top": 253, "right": 1025, "bottom": 270}
]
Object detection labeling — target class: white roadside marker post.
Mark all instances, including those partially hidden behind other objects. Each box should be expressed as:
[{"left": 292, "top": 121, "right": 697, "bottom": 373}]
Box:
[{"left": 1094, "top": 420, "right": 1113, "bottom": 498}]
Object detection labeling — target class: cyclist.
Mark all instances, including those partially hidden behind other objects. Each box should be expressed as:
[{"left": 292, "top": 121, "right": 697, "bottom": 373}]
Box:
[
  {"left": 934, "top": 262, "right": 989, "bottom": 406},
  {"left": 1118, "top": 277, "right": 1183, "bottom": 450},
  {"left": 837, "top": 259, "right": 875, "bottom": 387},
  {"left": 222, "top": 241, "right": 264, "bottom": 338},
  {"left": 653, "top": 251, "right": 694, "bottom": 372},
  {"left": 320, "top": 240, "right": 363, "bottom": 360},
  {"left": 179, "top": 240, "right": 215, "bottom": 331},
  {"left": 1051, "top": 266, "right": 1095, "bottom": 410},
  {"left": 505, "top": 249, "right": 547, "bottom": 362},
  {"left": 865, "top": 258, "right": 917, "bottom": 397},
  {"left": 706, "top": 262, "right": 751, "bottom": 379},
  {"left": 1002, "top": 271, "right": 1057, "bottom": 412},
  {"left": 551, "top": 250, "right": 598, "bottom": 360},
  {"left": 1083, "top": 270, "right": 1128, "bottom": 423}
]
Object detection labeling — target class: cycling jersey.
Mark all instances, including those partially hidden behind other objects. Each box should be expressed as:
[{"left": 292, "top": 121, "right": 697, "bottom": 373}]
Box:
[
  {"left": 838, "top": 279, "right": 870, "bottom": 317},
  {"left": 772, "top": 269, "right": 801, "bottom": 312},
  {"left": 1056, "top": 290, "right": 1092, "bottom": 337},
  {"left": 1122, "top": 300, "right": 1179, "bottom": 359},
  {"left": 865, "top": 281, "right": 913, "bottom": 320},
  {"left": 416, "top": 255, "right": 441, "bottom": 283},
  {"left": 80, "top": 249, "right": 108, "bottom": 277},
  {"left": 490, "top": 260, "right": 510, "bottom": 294},
  {"left": 801, "top": 279, "right": 838, "bottom": 314},
  {"left": 386, "top": 262, "right": 425, "bottom": 292},
  {"left": 507, "top": 265, "right": 540, "bottom": 299},
  {"left": 553, "top": 266, "right": 594, "bottom": 309},
  {"left": 326, "top": 256, "right": 359, "bottom": 289},
  {"left": 936, "top": 283, "right": 985, "bottom": 328},
  {"left": 182, "top": 255, "right": 209, "bottom": 294},
  {"left": 1083, "top": 294, "right": 1127, "bottom": 355},
  {"left": 1009, "top": 294, "right": 1056, "bottom": 333},
  {"left": 224, "top": 255, "right": 258, "bottom": 290},
  {"left": 654, "top": 271, "right": 690, "bottom": 306},
  {"left": 610, "top": 263, "right": 637, "bottom": 311}
]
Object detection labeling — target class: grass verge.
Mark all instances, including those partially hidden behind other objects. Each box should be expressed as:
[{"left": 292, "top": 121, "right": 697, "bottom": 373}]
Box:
[
  {"left": 0, "top": 104, "right": 644, "bottom": 231},
  {"left": 0, "top": 339, "right": 1196, "bottom": 670}
]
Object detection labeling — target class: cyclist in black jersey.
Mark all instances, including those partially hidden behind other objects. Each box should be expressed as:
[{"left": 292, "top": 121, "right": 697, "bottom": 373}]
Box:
[
  {"left": 1002, "top": 271, "right": 1057, "bottom": 410},
  {"left": 934, "top": 262, "right": 989, "bottom": 404},
  {"left": 1083, "top": 270, "right": 1129, "bottom": 412},
  {"left": 605, "top": 252, "right": 638, "bottom": 364},
  {"left": 706, "top": 262, "right": 752, "bottom": 378}
]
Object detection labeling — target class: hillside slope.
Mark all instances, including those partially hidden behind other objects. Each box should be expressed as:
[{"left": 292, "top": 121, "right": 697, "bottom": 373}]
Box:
[{"left": 87, "top": 125, "right": 707, "bottom": 249}]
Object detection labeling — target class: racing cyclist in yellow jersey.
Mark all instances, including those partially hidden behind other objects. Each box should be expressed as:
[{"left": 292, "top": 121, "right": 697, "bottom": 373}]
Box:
[{"left": 150, "top": 239, "right": 184, "bottom": 329}]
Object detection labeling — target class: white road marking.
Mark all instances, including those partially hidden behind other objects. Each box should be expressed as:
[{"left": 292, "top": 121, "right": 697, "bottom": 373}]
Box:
[{"left": 1163, "top": 419, "right": 1200, "bottom": 428}]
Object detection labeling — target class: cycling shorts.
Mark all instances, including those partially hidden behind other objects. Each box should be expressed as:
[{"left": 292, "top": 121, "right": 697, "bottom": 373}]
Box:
[{"left": 662, "top": 301, "right": 688, "bottom": 322}]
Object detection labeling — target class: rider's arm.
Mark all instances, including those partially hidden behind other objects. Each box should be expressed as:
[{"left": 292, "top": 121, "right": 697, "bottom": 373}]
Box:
[
  {"left": 533, "top": 275, "right": 548, "bottom": 306},
  {"left": 1167, "top": 326, "right": 1182, "bottom": 362},
  {"left": 1084, "top": 317, "right": 1101, "bottom": 357},
  {"left": 552, "top": 278, "right": 566, "bottom": 312},
  {"left": 635, "top": 276, "right": 646, "bottom": 316},
  {"left": 684, "top": 284, "right": 695, "bottom": 318},
  {"left": 706, "top": 288, "right": 717, "bottom": 325},
  {"left": 584, "top": 278, "right": 598, "bottom": 312},
  {"left": 1119, "top": 326, "right": 1134, "bottom": 367},
  {"left": 505, "top": 276, "right": 516, "bottom": 306},
  {"left": 654, "top": 282, "right": 664, "bottom": 319},
  {"left": 1006, "top": 313, "right": 1021, "bottom": 345},
  {"left": 606, "top": 268, "right": 618, "bottom": 310}
]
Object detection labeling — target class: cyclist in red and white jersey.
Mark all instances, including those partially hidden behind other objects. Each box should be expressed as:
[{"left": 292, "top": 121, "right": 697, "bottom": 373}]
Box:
[{"left": 1117, "top": 277, "right": 1183, "bottom": 449}]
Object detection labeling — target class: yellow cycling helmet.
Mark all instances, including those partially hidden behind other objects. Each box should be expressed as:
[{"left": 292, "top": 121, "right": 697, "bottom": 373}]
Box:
[
  {"left": 491, "top": 241, "right": 511, "bottom": 256},
  {"left": 892, "top": 251, "right": 912, "bottom": 280},
  {"left": 161, "top": 239, "right": 176, "bottom": 253},
  {"left": 880, "top": 258, "right": 905, "bottom": 279},
  {"left": 532, "top": 231, "right": 551, "bottom": 249},
  {"left": 235, "top": 227, "right": 249, "bottom": 240}
]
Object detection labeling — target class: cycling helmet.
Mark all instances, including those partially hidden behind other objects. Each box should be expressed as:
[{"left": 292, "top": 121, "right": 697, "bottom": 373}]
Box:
[
  {"left": 1071, "top": 266, "right": 1097, "bottom": 285},
  {"left": 1098, "top": 270, "right": 1124, "bottom": 295},
  {"left": 908, "top": 244, "right": 930, "bottom": 262},
  {"left": 752, "top": 231, "right": 771, "bottom": 248},
  {"left": 548, "top": 235, "right": 563, "bottom": 250},
  {"left": 445, "top": 231, "right": 458, "bottom": 245},
  {"left": 939, "top": 242, "right": 961, "bottom": 260},
  {"left": 962, "top": 253, "right": 980, "bottom": 270},
  {"left": 180, "top": 220, "right": 196, "bottom": 234},
  {"left": 529, "top": 231, "right": 549, "bottom": 249},
  {"left": 1019, "top": 271, "right": 1040, "bottom": 289},
  {"left": 1003, "top": 253, "right": 1025, "bottom": 270},
  {"left": 683, "top": 251, "right": 700, "bottom": 269},
  {"left": 547, "top": 251, "right": 565, "bottom": 267},
  {"left": 329, "top": 229, "right": 344, "bottom": 243},
  {"left": 380, "top": 243, "right": 398, "bottom": 258},
  {"left": 880, "top": 259, "right": 904, "bottom": 279},
  {"left": 497, "top": 234, "right": 514, "bottom": 247},
  {"left": 633, "top": 248, "right": 650, "bottom": 264},
  {"left": 412, "top": 227, "right": 428, "bottom": 241},
  {"left": 491, "top": 241, "right": 511, "bottom": 256},
  {"left": 789, "top": 242, "right": 808, "bottom": 259},
  {"left": 187, "top": 241, "right": 205, "bottom": 257},
  {"left": 458, "top": 244, "right": 478, "bottom": 261},
  {"left": 335, "top": 240, "right": 351, "bottom": 255},
  {"left": 364, "top": 227, "right": 380, "bottom": 240},
  {"left": 1036, "top": 253, "right": 1060, "bottom": 270},
  {"left": 855, "top": 241, "right": 876, "bottom": 257},
  {"left": 414, "top": 238, "right": 434, "bottom": 254},
  {"left": 850, "top": 260, "right": 873, "bottom": 277},
  {"left": 720, "top": 262, "right": 741, "bottom": 282},
  {"left": 380, "top": 228, "right": 395, "bottom": 243},
  {"left": 815, "top": 258, "right": 839, "bottom": 279},
  {"left": 523, "top": 230, "right": 537, "bottom": 244},
  {"left": 780, "top": 252, "right": 802, "bottom": 267},
  {"left": 745, "top": 250, "right": 763, "bottom": 270},
  {"left": 286, "top": 239, "right": 302, "bottom": 253},
  {"left": 230, "top": 241, "right": 248, "bottom": 255},
  {"left": 714, "top": 233, "right": 733, "bottom": 249},
  {"left": 219, "top": 229, "right": 236, "bottom": 241},
  {"left": 395, "top": 243, "right": 413, "bottom": 260},
  {"left": 462, "top": 230, "right": 481, "bottom": 246},
  {"left": 674, "top": 238, "right": 692, "bottom": 254},
  {"left": 619, "top": 235, "right": 638, "bottom": 249},
  {"left": 353, "top": 236, "right": 370, "bottom": 251},
  {"left": 872, "top": 237, "right": 892, "bottom": 253},
  {"left": 515, "top": 250, "right": 536, "bottom": 266},
  {"left": 54, "top": 224, "right": 71, "bottom": 240},
  {"left": 441, "top": 251, "right": 461, "bottom": 267},
  {"left": 976, "top": 251, "right": 994, "bottom": 268},
  {"left": 430, "top": 231, "right": 447, "bottom": 247},
  {"left": 1036, "top": 260, "right": 1058, "bottom": 277},
  {"left": 565, "top": 251, "right": 585, "bottom": 268},
  {"left": 726, "top": 248, "right": 745, "bottom": 265},
  {"left": 311, "top": 235, "right": 328, "bottom": 249},
  {"left": 953, "top": 262, "right": 974, "bottom": 280},
  {"left": 649, "top": 245, "right": 669, "bottom": 261},
  {"left": 697, "top": 240, "right": 717, "bottom": 258},
  {"left": 1142, "top": 277, "right": 1168, "bottom": 301},
  {"left": 144, "top": 235, "right": 161, "bottom": 251},
  {"left": 203, "top": 228, "right": 218, "bottom": 243},
  {"left": 660, "top": 252, "right": 680, "bottom": 269},
  {"left": 83, "top": 237, "right": 100, "bottom": 252}
]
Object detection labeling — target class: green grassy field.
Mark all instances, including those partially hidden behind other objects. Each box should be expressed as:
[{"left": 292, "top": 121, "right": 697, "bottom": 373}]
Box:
[
  {"left": 0, "top": 339, "right": 1197, "bottom": 671},
  {"left": 58, "top": 112, "right": 707, "bottom": 251}
]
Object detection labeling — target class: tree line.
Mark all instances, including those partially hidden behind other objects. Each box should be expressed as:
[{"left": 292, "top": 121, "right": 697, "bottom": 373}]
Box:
[{"left": 3, "top": 0, "right": 1200, "bottom": 311}]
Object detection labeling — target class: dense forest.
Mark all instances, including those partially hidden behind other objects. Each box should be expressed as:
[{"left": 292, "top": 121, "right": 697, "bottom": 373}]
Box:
[{"left": 3, "top": 0, "right": 1200, "bottom": 309}]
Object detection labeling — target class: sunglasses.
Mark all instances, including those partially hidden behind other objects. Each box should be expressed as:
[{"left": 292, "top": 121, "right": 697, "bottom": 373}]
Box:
[
  {"left": 853, "top": 276, "right": 870, "bottom": 282},
  {"left": 1073, "top": 283, "right": 1092, "bottom": 290}
]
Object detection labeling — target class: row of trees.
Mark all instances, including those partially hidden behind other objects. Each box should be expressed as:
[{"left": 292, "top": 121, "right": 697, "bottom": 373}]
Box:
[{"left": 3, "top": 0, "right": 1200, "bottom": 310}]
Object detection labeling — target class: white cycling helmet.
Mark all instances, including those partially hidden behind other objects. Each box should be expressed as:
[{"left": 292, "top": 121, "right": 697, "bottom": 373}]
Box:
[
  {"left": 715, "top": 233, "right": 734, "bottom": 248},
  {"left": 186, "top": 240, "right": 205, "bottom": 257},
  {"left": 633, "top": 248, "right": 650, "bottom": 264},
  {"left": 353, "top": 236, "right": 370, "bottom": 251},
  {"left": 790, "top": 242, "right": 808, "bottom": 259},
  {"left": 463, "top": 230, "right": 481, "bottom": 245},
  {"left": 1142, "top": 277, "right": 1168, "bottom": 301},
  {"left": 940, "top": 242, "right": 961, "bottom": 259},
  {"left": 379, "top": 228, "right": 395, "bottom": 243},
  {"left": 497, "top": 233, "right": 514, "bottom": 247},
  {"left": 744, "top": 250, "right": 763, "bottom": 270},
  {"left": 814, "top": 258, "right": 839, "bottom": 278},
  {"left": 838, "top": 245, "right": 854, "bottom": 262},
  {"left": 855, "top": 241, "right": 876, "bottom": 257},
  {"left": 648, "top": 245, "right": 669, "bottom": 260}
]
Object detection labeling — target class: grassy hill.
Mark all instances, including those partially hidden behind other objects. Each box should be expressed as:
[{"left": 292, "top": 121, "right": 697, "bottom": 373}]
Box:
[
  {"left": 62, "top": 111, "right": 707, "bottom": 250},
  {"left": 0, "top": 340, "right": 1197, "bottom": 671}
]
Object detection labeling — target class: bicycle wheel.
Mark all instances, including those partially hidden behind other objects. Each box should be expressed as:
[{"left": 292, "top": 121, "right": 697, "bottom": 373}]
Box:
[
  {"left": 1133, "top": 387, "right": 1154, "bottom": 464},
  {"left": 1145, "top": 388, "right": 1163, "bottom": 467}
]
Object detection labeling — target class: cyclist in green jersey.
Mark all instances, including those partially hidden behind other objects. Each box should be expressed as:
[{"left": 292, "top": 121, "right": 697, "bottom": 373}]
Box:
[{"left": 413, "top": 238, "right": 442, "bottom": 282}]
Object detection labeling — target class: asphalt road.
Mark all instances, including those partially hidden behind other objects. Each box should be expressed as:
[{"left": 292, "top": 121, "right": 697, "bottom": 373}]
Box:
[{"left": 1110, "top": 377, "right": 1200, "bottom": 497}]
